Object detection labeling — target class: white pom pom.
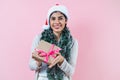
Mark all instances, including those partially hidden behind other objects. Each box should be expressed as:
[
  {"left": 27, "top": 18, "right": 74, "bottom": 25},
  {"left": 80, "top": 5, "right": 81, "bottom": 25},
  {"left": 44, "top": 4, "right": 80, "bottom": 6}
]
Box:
[{"left": 42, "top": 25, "right": 50, "bottom": 30}]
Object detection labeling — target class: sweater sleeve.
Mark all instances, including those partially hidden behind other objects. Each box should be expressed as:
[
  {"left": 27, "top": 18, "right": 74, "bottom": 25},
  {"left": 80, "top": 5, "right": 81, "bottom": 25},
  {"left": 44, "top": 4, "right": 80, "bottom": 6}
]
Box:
[
  {"left": 29, "top": 34, "right": 42, "bottom": 71},
  {"left": 58, "top": 39, "right": 78, "bottom": 76}
]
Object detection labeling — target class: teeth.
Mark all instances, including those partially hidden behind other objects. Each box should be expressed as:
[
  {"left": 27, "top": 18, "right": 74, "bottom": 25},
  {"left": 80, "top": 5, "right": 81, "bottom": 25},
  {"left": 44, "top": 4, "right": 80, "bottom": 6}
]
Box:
[{"left": 54, "top": 25, "right": 60, "bottom": 28}]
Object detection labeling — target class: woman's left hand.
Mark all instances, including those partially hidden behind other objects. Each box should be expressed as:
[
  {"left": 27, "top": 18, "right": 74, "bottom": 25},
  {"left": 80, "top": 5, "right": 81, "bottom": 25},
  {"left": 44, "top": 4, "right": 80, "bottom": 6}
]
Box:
[{"left": 48, "top": 53, "right": 64, "bottom": 68}]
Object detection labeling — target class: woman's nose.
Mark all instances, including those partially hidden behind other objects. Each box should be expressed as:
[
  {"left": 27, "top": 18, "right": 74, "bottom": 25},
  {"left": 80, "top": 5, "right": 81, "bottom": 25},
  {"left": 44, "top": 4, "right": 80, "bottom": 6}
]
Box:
[{"left": 54, "top": 19, "right": 59, "bottom": 23}]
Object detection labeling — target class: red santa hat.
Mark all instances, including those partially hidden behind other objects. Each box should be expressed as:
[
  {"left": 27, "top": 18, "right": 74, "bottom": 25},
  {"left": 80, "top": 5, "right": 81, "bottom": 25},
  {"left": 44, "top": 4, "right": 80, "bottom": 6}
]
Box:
[{"left": 42, "top": 4, "right": 69, "bottom": 29}]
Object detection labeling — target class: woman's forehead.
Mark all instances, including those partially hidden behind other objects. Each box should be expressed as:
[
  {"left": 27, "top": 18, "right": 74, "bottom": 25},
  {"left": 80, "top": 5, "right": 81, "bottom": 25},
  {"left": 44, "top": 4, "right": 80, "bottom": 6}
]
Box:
[{"left": 50, "top": 11, "right": 65, "bottom": 17}]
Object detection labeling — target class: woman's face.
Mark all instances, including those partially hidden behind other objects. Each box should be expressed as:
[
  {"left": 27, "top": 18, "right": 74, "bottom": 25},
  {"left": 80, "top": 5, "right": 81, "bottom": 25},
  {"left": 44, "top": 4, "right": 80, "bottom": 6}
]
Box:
[{"left": 50, "top": 11, "right": 67, "bottom": 34}]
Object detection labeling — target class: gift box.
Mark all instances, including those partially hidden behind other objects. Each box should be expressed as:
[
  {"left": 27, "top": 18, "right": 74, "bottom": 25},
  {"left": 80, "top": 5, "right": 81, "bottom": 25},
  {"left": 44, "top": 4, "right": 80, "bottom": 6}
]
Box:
[{"left": 32, "top": 40, "right": 61, "bottom": 65}]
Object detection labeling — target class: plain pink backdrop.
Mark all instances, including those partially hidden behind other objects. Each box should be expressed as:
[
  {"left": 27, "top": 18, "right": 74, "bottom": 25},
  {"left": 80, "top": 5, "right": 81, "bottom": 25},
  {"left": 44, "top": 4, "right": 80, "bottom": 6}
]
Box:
[{"left": 0, "top": 0, "right": 120, "bottom": 80}]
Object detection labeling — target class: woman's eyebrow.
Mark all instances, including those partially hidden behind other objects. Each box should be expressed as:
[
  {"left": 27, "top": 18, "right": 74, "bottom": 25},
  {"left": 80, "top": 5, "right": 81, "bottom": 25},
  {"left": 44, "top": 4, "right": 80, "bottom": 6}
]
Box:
[{"left": 59, "top": 16, "right": 64, "bottom": 17}]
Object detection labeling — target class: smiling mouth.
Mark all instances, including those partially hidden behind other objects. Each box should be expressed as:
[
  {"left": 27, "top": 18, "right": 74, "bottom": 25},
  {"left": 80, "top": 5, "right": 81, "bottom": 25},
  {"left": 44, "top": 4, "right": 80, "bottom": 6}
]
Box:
[{"left": 54, "top": 25, "right": 61, "bottom": 29}]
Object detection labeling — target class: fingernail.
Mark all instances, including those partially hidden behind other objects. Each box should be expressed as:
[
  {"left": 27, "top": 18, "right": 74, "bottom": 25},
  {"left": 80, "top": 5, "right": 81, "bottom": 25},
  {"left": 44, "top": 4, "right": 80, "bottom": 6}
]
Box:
[{"left": 48, "top": 66, "right": 51, "bottom": 68}]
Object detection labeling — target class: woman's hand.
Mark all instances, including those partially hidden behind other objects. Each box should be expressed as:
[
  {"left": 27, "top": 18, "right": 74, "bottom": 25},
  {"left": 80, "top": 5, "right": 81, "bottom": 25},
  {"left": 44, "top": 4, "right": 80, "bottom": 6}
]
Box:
[
  {"left": 32, "top": 51, "right": 42, "bottom": 67},
  {"left": 49, "top": 53, "right": 64, "bottom": 68}
]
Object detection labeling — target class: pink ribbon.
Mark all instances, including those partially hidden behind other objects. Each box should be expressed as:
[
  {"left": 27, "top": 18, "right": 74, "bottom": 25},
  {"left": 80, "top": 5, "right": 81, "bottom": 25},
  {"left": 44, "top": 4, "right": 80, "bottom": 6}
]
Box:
[{"left": 35, "top": 44, "right": 61, "bottom": 63}]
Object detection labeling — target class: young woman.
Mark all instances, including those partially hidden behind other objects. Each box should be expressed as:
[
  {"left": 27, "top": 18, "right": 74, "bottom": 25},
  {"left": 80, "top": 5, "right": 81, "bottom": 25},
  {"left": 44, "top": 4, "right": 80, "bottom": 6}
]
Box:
[{"left": 29, "top": 4, "right": 78, "bottom": 80}]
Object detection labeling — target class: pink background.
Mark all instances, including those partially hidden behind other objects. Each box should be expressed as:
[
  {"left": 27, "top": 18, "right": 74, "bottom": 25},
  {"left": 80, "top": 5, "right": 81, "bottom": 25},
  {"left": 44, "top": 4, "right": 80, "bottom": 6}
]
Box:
[{"left": 0, "top": 0, "right": 120, "bottom": 80}]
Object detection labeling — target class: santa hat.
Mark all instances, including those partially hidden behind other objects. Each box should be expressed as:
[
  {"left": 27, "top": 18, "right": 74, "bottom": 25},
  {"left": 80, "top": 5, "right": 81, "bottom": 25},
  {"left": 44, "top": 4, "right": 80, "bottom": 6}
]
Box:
[{"left": 42, "top": 4, "right": 69, "bottom": 29}]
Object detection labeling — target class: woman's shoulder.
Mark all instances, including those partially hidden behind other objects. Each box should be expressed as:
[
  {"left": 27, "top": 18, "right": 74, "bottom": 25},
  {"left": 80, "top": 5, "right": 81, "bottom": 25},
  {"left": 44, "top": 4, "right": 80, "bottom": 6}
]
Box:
[
  {"left": 70, "top": 37, "right": 78, "bottom": 49},
  {"left": 72, "top": 37, "right": 78, "bottom": 44},
  {"left": 37, "top": 33, "right": 42, "bottom": 38},
  {"left": 34, "top": 33, "right": 42, "bottom": 39},
  {"left": 32, "top": 33, "right": 42, "bottom": 43}
]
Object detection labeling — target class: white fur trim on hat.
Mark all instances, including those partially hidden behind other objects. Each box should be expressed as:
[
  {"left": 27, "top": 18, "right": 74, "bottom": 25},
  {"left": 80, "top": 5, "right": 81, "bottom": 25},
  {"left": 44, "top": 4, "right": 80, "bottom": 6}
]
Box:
[
  {"left": 42, "top": 25, "right": 50, "bottom": 30},
  {"left": 47, "top": 4, "right": 69, "bottom": 21}
]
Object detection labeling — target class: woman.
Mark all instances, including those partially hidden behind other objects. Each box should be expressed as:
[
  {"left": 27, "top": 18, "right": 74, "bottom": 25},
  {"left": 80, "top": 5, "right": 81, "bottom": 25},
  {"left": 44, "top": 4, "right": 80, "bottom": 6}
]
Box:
[{"left": 29, "top": 4, "right": 78, "bottom": 80}]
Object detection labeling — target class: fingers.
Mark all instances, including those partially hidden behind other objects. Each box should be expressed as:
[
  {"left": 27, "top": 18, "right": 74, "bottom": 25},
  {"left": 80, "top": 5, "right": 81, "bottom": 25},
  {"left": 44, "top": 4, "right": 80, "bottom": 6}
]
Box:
[
  {"left": 49, "top": 54, "right": 64, "bottom": 68},
  {"left": 49, "top": 55, "right": 60, "bottom": 68},
  {"left": 32, "top": 52, "right": 42, "bottom": 62},
  {"left": 56, "top": 52, "right": 60, "bottom": 55}
]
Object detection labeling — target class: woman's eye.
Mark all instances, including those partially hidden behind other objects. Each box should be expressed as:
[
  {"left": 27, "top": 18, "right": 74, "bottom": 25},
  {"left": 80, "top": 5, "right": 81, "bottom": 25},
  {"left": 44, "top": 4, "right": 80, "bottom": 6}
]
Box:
[
  {"left": 59, "top": 17, "right": 63, "bottom": 20},
  {"left": 51, "top": 17, "right": 55, "bottom": 20}
]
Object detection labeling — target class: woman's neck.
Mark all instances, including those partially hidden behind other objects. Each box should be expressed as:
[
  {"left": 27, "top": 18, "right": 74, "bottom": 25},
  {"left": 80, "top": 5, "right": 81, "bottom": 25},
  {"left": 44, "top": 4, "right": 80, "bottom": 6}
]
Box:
[{"left": 53, "top": 31, "right": 61, "bottom": 41}]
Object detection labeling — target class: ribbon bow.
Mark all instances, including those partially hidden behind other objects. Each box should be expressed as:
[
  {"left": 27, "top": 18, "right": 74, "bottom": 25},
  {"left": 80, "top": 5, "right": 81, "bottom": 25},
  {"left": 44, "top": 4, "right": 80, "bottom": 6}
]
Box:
[{"left": 35, "top": 44, "right": 61, "bottom": 63}]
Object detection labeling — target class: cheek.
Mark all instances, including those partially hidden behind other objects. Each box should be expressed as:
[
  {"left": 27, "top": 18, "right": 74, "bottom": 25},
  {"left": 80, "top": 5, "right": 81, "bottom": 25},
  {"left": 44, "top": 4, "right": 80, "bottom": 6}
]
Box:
[
  {"left": 63, "top": 20, "right": 67, "bottom": 24},
  {"left": 62, "top": 21, "right": 67, "bottom": 26},
  {"left": 49, "top": 21, "right": 53, "bottom": 26}
]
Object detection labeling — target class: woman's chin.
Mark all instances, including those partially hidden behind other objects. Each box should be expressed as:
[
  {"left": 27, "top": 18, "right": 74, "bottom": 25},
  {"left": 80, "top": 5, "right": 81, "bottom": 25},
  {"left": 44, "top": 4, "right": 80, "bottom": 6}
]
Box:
[{"left": 53, "top": 30, "right": 62, "bottom": 34}]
